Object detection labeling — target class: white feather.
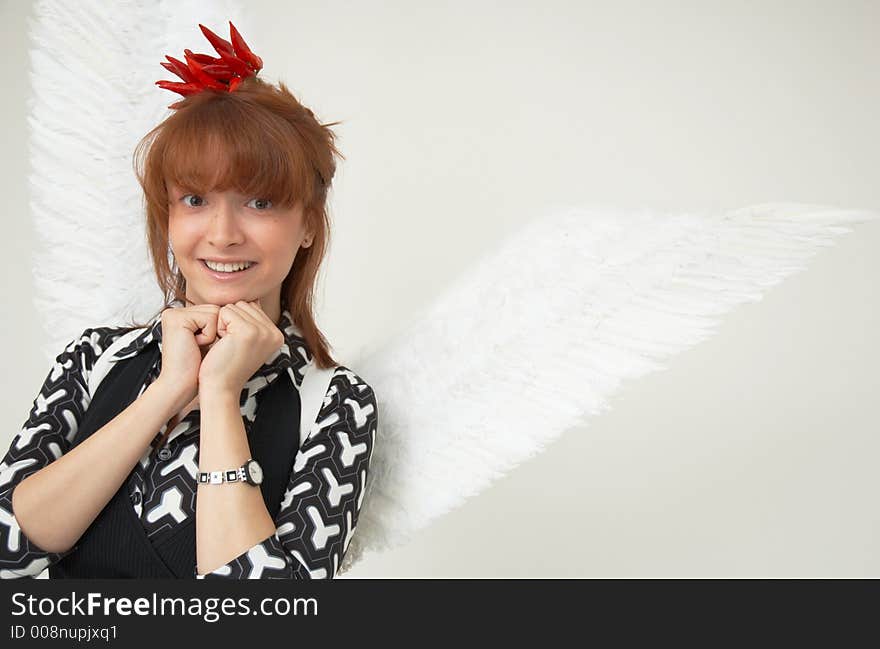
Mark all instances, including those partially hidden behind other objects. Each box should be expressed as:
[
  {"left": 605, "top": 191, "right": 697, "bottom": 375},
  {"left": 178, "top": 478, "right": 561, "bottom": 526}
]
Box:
[
  {"left": 28, "top": 0, "right": 248, "bottom": 363},
  {"left": 337, "top": 202, "right": 879, "bottom": 574}
]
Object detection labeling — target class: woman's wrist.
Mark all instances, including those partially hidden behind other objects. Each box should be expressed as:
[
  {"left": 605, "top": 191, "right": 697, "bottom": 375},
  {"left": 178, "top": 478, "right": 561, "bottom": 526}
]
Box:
[
  {"left": 198, "top": 382, "right": 241, "bottom": 404},
  {"left": 147, "top": 376, "right": 193, "bottom": 415}
]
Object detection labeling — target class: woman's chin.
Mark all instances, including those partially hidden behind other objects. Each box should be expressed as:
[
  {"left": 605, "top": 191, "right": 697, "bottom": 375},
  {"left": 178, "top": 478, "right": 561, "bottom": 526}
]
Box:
[{"left": 191, "top": 287, "right": 250, "bottom": 302}]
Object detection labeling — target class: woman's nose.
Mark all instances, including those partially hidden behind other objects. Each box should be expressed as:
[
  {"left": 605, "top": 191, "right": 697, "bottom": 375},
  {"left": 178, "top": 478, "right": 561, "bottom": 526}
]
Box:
[{"left": 206, "top": 202, "right": 244, "bottom": 245}]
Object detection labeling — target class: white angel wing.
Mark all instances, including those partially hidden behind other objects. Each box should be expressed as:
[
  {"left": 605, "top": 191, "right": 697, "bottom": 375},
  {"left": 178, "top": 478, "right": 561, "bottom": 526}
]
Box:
[
  {"left": 337, "top": 202, "right": 879, "bottom": 574},
  {"left": 28, "top": 0, "right": 247, "bottom": 363}
]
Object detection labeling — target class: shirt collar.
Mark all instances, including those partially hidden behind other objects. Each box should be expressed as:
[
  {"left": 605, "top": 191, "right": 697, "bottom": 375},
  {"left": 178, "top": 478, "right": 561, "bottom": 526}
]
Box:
[{"left": 111, "top": 300, "right": 314, "bottom": 390}]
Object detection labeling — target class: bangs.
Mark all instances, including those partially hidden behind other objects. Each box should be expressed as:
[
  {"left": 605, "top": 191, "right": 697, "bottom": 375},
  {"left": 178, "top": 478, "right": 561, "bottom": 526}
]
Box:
[{"left": 159, "top": 100, "right": 313, "bottom": 210}]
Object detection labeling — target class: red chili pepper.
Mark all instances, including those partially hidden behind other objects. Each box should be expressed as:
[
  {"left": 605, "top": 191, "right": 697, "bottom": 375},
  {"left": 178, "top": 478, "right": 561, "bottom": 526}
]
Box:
[
  {"left": 159, "top": 61, "right": 178, "bottom": 77},
  {"left": 155, "top": 81, "right": 203, "bottom": 95},
  {"left": 163, "top": 55, "right": 197, "bottom": 84},
  {"left": 201, "top": 64, "right": 234, "bottom": 78},
  {"left": 199, "top": 23, "right": 235, "bottom": 56},
  {"left": 161, "top": 61, "right": 194, "bottom": 84},
  {"left": 156, "top": 21, "right": 263, "bottom": 106},
  {"left": 184, "top": 49, "right": 222, "bottom": 66},
  {"left": 215, "top": 47, "right": 252, "bottom": 77},
  {"left": 228, "top": 21, "right": 263, "bottom": 71},
  {"left": 183, "top": 51, "right": 227, "bottom": 90}
]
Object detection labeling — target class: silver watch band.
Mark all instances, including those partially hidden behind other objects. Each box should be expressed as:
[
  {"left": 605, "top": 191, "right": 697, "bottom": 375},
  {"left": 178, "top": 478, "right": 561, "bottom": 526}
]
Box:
[{"left": 197, "top": 466, "right": 247, "bottom": 485}]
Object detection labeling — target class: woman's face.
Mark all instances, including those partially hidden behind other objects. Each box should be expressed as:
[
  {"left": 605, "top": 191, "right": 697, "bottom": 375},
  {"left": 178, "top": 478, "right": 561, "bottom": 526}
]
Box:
[{"left": 166, "top": 181, "right": 311, "bottom": 323}]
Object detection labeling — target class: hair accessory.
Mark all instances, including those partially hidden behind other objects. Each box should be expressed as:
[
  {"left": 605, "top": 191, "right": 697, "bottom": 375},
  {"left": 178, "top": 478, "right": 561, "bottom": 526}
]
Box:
[{"left": 155, "top": 21, "right": 264, "bottom": 109}]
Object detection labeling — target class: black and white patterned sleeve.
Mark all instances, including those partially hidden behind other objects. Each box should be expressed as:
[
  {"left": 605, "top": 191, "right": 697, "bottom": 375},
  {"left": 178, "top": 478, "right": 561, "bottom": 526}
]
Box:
[
  {"left": 197, "top": 366, "right": 378, "bottom": 579},
  {"left": 0, "top": 328, "right": 113, "bottom": 578}
]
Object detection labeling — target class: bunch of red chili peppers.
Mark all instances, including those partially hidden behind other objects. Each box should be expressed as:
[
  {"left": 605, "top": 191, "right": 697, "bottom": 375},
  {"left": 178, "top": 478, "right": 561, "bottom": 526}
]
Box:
[{"left": 156, "top": 21, "right": 264, "bottom": 109}]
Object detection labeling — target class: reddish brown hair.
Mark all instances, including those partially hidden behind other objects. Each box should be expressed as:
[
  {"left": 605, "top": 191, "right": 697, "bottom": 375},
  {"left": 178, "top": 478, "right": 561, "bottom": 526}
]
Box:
[{"left": 124, "top": 75, "right": 344, "bottom": 369}]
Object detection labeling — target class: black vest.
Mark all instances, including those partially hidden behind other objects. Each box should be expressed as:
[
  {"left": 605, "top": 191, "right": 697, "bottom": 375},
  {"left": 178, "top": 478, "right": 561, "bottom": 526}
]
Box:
[{"left": 49, "top": 339, "right": 301, "bottom": 578}]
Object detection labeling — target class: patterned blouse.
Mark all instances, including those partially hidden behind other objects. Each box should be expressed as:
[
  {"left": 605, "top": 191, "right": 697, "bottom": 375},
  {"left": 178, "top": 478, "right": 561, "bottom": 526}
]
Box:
[{"left": 0, "top": 303, "right": 377, "bottom": 579}]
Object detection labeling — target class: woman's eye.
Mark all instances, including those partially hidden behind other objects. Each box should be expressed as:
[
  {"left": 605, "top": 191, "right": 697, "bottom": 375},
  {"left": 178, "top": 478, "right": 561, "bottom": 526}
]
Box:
[
  {"left": 181, "top": 194, "right": 204, "bottom": 208},
  {"left": 247, "top": 198, "right": 273, "bottom": 210}
]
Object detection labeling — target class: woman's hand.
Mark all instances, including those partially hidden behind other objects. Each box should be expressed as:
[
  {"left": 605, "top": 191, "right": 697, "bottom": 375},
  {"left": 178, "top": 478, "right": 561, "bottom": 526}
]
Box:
[
  {"left": 198, "top": 300, "right": 285, "bottom": 396},
  {"left": 155, "top": 303, "right": 222, "bottom": 408}
]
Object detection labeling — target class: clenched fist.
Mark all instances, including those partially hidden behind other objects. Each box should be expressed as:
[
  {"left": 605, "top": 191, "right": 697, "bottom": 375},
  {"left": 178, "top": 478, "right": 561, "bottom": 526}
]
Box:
[
  {"left": 197, "top": 301, "right": 285, "bottom": 396},
  {"left": 155, "top": 303, "right": 222, "bottom": 409}
]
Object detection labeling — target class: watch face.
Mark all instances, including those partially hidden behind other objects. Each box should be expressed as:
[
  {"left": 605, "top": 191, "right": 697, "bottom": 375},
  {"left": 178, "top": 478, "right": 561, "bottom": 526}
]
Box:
[{"left": 247, "top": 460, "right": 263, "bottom": 485}]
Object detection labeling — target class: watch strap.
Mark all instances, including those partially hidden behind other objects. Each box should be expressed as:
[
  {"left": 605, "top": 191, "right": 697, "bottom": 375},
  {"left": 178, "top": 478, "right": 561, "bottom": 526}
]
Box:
[{"left": 197, "top": 463, "right": 248, "bottom": 485}]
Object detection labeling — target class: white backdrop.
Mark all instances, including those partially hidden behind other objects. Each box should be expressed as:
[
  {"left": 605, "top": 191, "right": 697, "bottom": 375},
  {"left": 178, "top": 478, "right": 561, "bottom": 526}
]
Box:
[{"left": 2, "top": 0, "right": 878, "bottom": 577}]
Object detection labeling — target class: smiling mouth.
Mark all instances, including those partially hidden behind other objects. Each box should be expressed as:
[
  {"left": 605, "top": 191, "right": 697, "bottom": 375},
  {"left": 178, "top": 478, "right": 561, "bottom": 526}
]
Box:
[{"left": 199, "top": 259, "right": 257, "bottom": 275}]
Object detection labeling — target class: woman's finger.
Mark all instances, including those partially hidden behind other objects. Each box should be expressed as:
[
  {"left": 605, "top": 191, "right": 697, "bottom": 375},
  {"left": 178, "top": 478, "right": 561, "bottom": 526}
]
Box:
[
  {"left": 237, "top": 301, "right": 284, "bottom": 351},
  {"left": 193, "top": 308, "right": 219, "bottom": 345},
  {"left": 190, "top": 305, "right": 220, "bottom": 344},
  {"left": 217, "top": 303, "right": 245, "bottom": 337},
  {"left": 227, "top": 303, "right": 261, "bottom": 334},
  {"left": 234, "top": 300, "right": 269, "bottom": 327}
]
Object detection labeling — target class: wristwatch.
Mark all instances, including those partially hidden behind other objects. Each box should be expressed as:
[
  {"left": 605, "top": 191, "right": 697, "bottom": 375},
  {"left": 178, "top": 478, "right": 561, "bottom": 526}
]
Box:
[{"left": 197, "top": 458, "right": 263, "bottom": 486}]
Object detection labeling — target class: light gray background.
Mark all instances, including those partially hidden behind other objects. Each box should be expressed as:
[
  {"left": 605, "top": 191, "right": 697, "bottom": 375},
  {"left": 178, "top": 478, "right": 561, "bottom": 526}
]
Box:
[{"left": 1, "top": 0, "right": 877, "bottom": 578}]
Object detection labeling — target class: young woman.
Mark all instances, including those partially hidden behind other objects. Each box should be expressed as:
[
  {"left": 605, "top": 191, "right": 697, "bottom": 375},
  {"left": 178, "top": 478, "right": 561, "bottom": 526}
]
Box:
[{"left": 0, "top": 22, "right": 378, "bottom": 579}]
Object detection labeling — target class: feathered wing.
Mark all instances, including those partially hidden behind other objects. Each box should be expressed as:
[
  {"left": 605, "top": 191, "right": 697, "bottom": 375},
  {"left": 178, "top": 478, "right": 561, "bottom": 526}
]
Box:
[
  {"left": 337, "top": 202, "right": 879, "bottom": 574},
  {"left": 28, "top": 0, "right": 247, "bottom": 362}
]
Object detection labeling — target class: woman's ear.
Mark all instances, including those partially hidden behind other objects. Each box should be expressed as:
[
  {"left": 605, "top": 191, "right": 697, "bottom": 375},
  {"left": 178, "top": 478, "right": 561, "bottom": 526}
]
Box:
[{"left": 301, "top": 205, "right": 315, "bottom": 248}]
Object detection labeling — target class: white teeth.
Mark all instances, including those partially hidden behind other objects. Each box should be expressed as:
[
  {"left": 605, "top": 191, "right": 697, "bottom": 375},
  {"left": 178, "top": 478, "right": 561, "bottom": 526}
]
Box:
[{"left": 204, "top": 260, "right": 253, "bottom": 272}]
